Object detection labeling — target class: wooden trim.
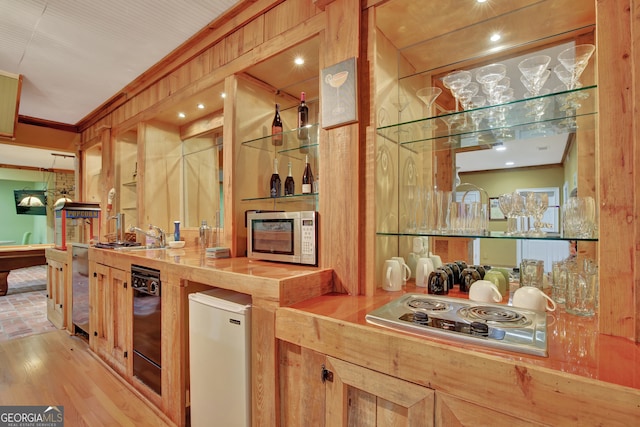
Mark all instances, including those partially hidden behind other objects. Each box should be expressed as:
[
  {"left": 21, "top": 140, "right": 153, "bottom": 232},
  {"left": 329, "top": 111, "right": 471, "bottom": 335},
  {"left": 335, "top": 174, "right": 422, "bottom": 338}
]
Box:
[
  {"left": 77, "top": 0, "right": 287, "bottom": 131},
  {"left": 18, "top": 115, "right": 79, "bottom": 133}
]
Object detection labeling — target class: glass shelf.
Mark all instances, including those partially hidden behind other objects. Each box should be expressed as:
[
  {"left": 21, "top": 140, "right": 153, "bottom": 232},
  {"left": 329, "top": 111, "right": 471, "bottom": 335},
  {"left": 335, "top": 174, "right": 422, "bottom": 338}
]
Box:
[
  {"left": 376, "top": 86, "right": 597, "bottom": 152},
  {"left": 122, "top": 207, "right": 137, "bottom": 211},
  {"left": 241, "top": 123, "right": 320, "bottom": 160},
  {"left": 242, "top": 193, "right": 318, "bottom": 203},
  {"left": 122, "top": 181, "right": 137, "bottom": 187},
  {"left": 376, "top": 231, "right": 597, "bottom": 242}
]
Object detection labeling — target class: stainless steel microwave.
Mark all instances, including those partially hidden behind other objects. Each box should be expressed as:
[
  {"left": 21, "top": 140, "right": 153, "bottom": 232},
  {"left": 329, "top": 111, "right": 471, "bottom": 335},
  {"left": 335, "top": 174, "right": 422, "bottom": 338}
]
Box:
[{"left": 246, "top": 211, "right": 318, "bottom": 266}]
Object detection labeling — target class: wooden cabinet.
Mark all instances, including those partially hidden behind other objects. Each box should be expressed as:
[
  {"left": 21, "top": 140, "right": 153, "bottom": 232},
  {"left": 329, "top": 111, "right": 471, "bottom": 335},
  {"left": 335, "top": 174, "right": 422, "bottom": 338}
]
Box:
[
  {"left": 46, "top": 258, "right": 67, "bottom": 329},
  {"left": 279, "top": 342, "right": 435, "bottom": 426},
  {"left": 89, "top": 261, "right": 131, "bottom": 377},
  {"left": 435, "top": 392, "right": 545, "bottom": 427}
]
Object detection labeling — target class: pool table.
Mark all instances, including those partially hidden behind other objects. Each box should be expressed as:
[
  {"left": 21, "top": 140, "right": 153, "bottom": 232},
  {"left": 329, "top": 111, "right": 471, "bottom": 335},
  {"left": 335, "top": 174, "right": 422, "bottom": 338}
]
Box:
[{"left": 0, "top": 244, "right": 53, "bottom": 296}]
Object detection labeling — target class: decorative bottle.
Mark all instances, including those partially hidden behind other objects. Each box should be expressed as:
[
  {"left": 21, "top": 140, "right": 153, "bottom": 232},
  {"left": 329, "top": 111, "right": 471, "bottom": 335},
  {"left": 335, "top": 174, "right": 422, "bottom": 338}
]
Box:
[
  {"left": 270, "top": 157, "right": 282, "bottom": 198},
  {"left": 301, "top": 154, "right": 314, "bottom": 194},
  {"left": 271, "top": 103, "right": 283, "bottom": 146},
  {"left": 284, "top": 161, "right": 295, "bottom": 196},
  {"left": 297, "top": 92, "right": 309, "bottom": 147}
]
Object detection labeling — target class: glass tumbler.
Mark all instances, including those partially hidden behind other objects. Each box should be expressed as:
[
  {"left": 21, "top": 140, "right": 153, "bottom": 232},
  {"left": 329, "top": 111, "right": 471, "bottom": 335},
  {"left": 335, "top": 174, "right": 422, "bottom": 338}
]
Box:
[
  {"left": 520, "top": 259, "right": 544, "bottom": 289},
  {"left": 565, "top": 270, "right": 597, "bottom": 317}
]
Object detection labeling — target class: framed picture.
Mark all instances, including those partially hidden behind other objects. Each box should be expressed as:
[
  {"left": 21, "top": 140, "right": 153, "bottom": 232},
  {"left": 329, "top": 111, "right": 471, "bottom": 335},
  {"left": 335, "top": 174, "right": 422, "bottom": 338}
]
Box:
[
  {"left": 321, "top": 57, "right": 357, "bottom": 129},
  {"left": 489, "top": 197, "right": 505, "bottom": 220}
]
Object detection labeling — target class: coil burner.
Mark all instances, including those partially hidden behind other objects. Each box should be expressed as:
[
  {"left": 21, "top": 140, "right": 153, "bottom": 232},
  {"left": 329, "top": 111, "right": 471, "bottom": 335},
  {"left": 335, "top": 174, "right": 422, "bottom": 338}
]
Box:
[{"left": 366, "top": 294, "right": 548, "bottom": 357}]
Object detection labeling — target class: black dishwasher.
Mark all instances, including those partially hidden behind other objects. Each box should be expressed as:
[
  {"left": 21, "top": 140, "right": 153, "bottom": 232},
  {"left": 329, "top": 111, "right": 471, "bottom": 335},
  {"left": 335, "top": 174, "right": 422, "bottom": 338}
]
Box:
[{"left": 131, "top": 265, "right": 162, "bottom": 395}]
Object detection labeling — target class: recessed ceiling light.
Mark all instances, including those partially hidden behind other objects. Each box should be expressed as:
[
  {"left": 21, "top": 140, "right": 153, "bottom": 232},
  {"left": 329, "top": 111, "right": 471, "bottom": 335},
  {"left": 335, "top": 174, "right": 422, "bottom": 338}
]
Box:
[
  {"left": 477, "top": 0, "right": 488, "bottom": 3},
  {"left": 221, "top": 92, "right": 226, "bottom": 98},
  {"left": 294, "top": 57, "right": 304, "bottom": 65},
  {"left": 495, "top": 145, "right": 507, "bottom": 152},
  {"left": 197, "top": 103, "right": 205, "bottom": 109},
  {"left": 178, "top": 112, "right": 186, "bottom": 119},
  {"left": 505, "top": 161, "right": 514, "bottom": 166},
  {"left": 490, "top": 33, "right": 501, "bottom": 42}
]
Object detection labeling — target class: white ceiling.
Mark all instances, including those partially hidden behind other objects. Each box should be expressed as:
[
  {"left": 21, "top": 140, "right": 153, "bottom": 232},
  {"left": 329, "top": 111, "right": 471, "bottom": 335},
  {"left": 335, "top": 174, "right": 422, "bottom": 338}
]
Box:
[{"left": 0, "top": 0, "right": 238, "bottom": 125}]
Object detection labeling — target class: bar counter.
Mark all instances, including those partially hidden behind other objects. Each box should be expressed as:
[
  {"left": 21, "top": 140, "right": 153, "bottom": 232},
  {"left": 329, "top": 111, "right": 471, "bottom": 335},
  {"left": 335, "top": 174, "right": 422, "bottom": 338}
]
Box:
[{"left": 285, "top": 284, "right": 640, "bottom": 391}]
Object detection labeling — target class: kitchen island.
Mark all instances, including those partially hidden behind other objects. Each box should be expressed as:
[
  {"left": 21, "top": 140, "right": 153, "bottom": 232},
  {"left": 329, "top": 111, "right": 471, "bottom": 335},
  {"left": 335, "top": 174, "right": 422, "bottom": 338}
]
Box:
[{"left": 276, "top": 286, "right": 640, "bottom": 426}]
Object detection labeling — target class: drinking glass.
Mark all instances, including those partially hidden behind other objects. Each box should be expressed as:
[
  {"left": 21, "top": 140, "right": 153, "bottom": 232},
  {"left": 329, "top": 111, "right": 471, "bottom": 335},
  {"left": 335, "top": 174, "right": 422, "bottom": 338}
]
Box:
[
  {"left": 511, "top": 192, "right": 527, "bottom": 236},
  {"left": 518, "top": 55, "right": 551, "bottom": 96},
  {"left": 525, "top": 192, "right": 549, "bottom": 237},
  {"left": 435, "top": 190, "right": 452, "bottom": 233},
  {"left": 498, "top": 193, "right": 517, "bottom": 235},
  {"left": 416, "top": 87, "right": 442, "bottom": 130},
  {"left": 520, "top": 259, "right": 545, "bottom": 289},
  {"left": 562, "top": 196, "right": 597, "bottom": 238},
  {"left": 565, "top": 270, "right": 597, "bottom": 317},
  {"left": 443, "top": 70, "right": 472, "bottom": 111},
  {"left": 475, "top": 63, "right": 507, "bottom": 105},
  {"left": 557, "top": 44, "right": 596, "bottom": 90}
]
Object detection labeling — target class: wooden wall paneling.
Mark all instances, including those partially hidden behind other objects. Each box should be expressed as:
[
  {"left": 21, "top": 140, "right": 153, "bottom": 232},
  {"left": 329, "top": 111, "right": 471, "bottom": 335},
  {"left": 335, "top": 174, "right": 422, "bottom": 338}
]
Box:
[
  {"left": 101, "top": 128, "right": 115, "bottom": 240},
  {"left": 252, "top": 302, "right": 280, "bottom": 427},
  {"left": 223, "top": 75, "right": 238, "bottom": 256},
  {"left": 263, "top": 0, "right": 320, "bottom": 41},
  {"left": 320, "top": 0, "right": 361, "bottom": 295},
  {"left": 596, "top": 0, "right": 636, "bottom": 339},
  {"left": 142, "top": 121, "right": 182, "bottom": 230},
  {"left": 633, "top": 0, "right": 640, "bottom": 342},
  {"left": 225, "top": 15, "right": 265, "bottom": 64}
]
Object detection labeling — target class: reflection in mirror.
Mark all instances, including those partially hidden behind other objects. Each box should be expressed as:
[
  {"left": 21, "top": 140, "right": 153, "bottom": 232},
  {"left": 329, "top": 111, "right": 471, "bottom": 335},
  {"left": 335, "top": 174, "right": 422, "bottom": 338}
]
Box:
[{"left": 182, "top": 129, "right": 223, "bottom": 228}]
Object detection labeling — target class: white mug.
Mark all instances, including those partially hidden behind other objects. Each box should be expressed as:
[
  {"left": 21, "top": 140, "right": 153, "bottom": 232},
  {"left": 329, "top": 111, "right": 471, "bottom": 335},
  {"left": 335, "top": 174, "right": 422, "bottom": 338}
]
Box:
[
  {"left": 383, "top": 259, "right": 403, "bottom": 291},
  {"left": 512, "top": 286, "right": 557, "bottom": 312},
  {"left": 428, "top": 252, "right": 443, "bottom": 269},
  {"left": 392, "top": 256, "right": 411, "bottom": 283},
  {"left": 415, "top": 257, "right": 434, "bottom": 288},
  {"left": 469, "top": 280, "right": 502, "bottom": 303}
]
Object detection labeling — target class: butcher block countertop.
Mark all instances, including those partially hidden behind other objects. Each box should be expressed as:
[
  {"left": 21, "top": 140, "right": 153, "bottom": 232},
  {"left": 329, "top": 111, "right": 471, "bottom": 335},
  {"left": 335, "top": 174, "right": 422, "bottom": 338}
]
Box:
[
  {"left": 276, "top": 285, "right": 640, "bottom": 426},
  {"left": 89, "top": 246, "right": 333, "bottom": 305}
]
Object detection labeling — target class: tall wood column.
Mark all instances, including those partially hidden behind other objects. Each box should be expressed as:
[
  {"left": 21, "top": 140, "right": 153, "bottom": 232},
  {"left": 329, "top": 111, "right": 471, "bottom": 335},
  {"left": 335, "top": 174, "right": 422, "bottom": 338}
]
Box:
[{"left": 319, "top": 0, "right": 362, "bottom": 294}]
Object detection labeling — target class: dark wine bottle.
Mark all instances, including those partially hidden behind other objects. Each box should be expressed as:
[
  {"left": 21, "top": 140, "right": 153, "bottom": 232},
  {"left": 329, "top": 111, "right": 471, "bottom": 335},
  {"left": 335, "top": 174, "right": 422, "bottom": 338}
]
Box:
[
  {"left": 270, "top": 158, "right": 281, "bottom": 198},
  {"left": 301, "top": 154, "right": 314, "bottom": 194},
  {"left": 297, "top": 92, "right": 309, "bottom": 145},
  {"left": 284, "top": 161, "right": 295, "bottom": 196},
  {"left": 271, "top": 103, "right": 283, "bottom": 146}
]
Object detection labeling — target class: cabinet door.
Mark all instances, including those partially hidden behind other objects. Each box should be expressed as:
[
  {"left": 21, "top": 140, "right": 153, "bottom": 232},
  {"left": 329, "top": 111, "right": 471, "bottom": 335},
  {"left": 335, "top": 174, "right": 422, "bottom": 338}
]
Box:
[
  {"left": 89, "top": 262, "right": 109, "bottom": 356},
  {"left": 324, "top": 356, "right": 435, "bottom": 427},
  {"left": 435, "top": 392, "right": 545, "bottom": 427},
  {"left": 46, "top": 260, "right": 66, "bottom": 329},
  {"left": 107, "top": 267, "right": 131, "bottom": 376}
]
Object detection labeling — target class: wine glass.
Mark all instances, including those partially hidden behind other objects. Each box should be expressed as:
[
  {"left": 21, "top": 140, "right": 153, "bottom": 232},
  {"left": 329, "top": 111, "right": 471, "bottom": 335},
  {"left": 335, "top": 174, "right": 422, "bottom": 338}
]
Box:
[
  {"left": 416, "top": 87, "right": 442, "bottom": 130},
  {"left": 498, "top": 193, "right": 517, "bottom": 235},
  {"left": 511, "top": 192, "right": 527, "bottom": 236},
  {"left": 525, "top": 192, "right": 549, "bottom": 237}
]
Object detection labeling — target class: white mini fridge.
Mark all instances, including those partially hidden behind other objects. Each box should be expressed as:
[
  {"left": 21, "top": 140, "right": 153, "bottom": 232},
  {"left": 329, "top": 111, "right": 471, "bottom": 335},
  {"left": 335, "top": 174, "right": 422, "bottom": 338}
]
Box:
[{"left": 188, "top": 288, "right": 252, "bottom": 427}]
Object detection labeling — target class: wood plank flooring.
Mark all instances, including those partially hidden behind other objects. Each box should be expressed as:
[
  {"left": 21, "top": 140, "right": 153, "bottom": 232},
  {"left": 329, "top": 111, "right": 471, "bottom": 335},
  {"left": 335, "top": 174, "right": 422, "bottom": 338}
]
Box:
[{"left": 0, "top": 330, "right": 173, "bottom": 427}]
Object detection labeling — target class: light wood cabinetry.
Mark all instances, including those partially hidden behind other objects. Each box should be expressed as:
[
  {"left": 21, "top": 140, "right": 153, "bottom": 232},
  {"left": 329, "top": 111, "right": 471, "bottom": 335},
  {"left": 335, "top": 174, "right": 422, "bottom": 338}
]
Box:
[
  {"left": 46, "top": 257, "right": 67, "bottom": 329},
  {"left": 89, "top": 261, "right": 131, "bottom": 377},
  {"left": 279, "top": 342, "right": 435, "bottom": 426},
  {"left": 435, "top": 392, "right": 545, "bottom": 427}
]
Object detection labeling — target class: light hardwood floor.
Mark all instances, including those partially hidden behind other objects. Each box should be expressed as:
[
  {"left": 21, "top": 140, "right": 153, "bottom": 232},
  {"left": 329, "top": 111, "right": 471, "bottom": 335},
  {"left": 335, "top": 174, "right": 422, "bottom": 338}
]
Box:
[{"left": 0, "top": 330, "right": 173, "bottom": 427}]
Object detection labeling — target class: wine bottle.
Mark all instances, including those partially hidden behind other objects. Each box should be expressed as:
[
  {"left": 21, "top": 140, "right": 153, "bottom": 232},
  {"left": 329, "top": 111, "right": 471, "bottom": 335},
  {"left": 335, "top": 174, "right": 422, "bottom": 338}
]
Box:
[
  {"left": 270, "top": 158, "right": 281, "bottom": 198},
  {"left": 301, "top": 154, "right": 314, "bottom": 194},
  {"left": 284, "top": 161, "right": 295, "bottom": 196},
  {"left": 297, "top": 92, "right": 309, "bottom": 144},
  {"left": 271, "top": 103, "right": 283, "bottom": 146}
]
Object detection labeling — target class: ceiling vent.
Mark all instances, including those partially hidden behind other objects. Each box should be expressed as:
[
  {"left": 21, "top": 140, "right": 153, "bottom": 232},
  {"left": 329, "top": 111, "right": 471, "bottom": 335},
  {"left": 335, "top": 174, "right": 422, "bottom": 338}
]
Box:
[{"left": 0, "top": 70, "right": 22, "bottom": 139}]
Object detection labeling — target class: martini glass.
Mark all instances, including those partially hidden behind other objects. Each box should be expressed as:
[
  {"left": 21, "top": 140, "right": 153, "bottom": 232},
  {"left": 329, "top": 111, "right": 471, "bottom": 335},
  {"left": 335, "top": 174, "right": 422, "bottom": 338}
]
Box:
[
  {"left": 518, "top": 55, "right": 551, "bottom": 96},
  {"left": 557, "top": 44, "right": 595, "bottom": 90},
  {"left": 392, "top": 94, "right": 411, "bottom": 141},
  {"left": 416, "top": 87, "right": 442, "bottom": 130},
  {"left": 475, "top": 63, "right": 507, "bottom": 105},
  {"left": 325, "top": 70, "right": 349, "bottom": 115},
  {"left": 443, "top": 70, "right": 472, "bottom": 111}
]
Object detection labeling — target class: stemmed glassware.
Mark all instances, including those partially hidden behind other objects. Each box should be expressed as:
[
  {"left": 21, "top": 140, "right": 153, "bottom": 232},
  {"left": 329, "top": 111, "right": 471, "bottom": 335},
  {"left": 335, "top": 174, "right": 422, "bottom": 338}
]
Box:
[
  {"left": 443, "top": 70, "right": 472, "bottom": 111},
  {"left": 392, "top": 94, "right": 411, "bottom": 141},
  {"left": 498, "top": 193, "right": 517, "bottom": 235},
  {"left": 416, "top": 87, "right": 442, "bottom": 130},
  {"left": 525, "top": 192, "right": 549, "bottom": 237},
  {"left": 518, "top": 55, "right": 551, "bottom": 96},
  {"left": 553, "top": 44, "right": 595, "bottom": 127},
  {"left": 475, "top": 63, "right": 507, "bottom": 105}
]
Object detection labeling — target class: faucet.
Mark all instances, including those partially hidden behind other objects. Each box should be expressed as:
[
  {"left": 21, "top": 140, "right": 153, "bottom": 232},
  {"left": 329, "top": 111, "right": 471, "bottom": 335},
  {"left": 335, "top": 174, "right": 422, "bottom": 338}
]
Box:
[
  {"left": 129, "top": 225, "right": 166, "bottom": 248},
  {"left": 107, "top": 212, "right": 125, "bottom": 243}
]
